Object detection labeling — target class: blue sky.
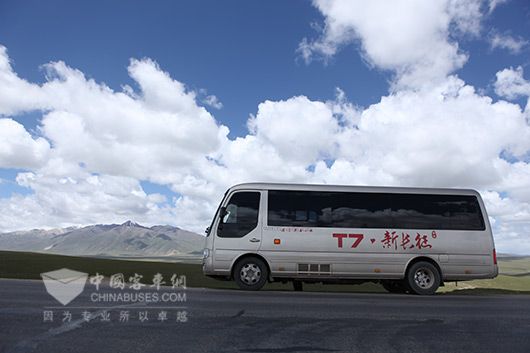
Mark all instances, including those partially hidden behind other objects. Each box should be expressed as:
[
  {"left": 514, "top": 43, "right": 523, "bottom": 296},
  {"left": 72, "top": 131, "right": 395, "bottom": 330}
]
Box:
[
  {"left": 1, "top": 1, "right": 394, "bottom": 134},
  {"left": 1, "top": 0, "right": 528, "bottom": 130},
  {"left": 1, "top": 0, "right": 530, "bottom": 254}
]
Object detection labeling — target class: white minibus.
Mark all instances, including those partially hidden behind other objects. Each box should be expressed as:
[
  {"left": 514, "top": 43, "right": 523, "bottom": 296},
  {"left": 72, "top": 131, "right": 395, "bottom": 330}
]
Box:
[{"left": 202, "top": 183, "right": 498, "bottom": 295}]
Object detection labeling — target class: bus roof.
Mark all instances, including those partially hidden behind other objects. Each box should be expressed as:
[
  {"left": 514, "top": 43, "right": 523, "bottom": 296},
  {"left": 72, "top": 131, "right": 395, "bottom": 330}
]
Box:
[{"left": 227, "top": 182, "right": 482, "bottom": 197}]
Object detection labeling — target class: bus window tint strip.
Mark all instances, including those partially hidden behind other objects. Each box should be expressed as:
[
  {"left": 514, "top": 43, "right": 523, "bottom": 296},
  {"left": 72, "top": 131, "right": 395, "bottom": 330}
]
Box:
[{"left": 267, "top": 190, "right": 485, "bottom": 231}]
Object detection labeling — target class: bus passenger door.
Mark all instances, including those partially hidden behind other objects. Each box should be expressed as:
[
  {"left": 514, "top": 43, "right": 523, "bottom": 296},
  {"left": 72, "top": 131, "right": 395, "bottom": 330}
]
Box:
[{"left": 212, "top": 191, "right": 262, "bottom": 272}]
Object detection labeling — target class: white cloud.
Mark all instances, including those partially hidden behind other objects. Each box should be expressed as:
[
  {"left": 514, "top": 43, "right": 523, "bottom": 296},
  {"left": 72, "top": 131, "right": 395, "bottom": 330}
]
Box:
[
  {"left": 0, "top": 171, "right": 173, "bottom": 230},
  {"left": 203, "top": 95, "right": 223, "bottom": 109},
  {"left": 0, "top": 119, "right": 50, "bottom": 169},
  {"left": 447, "top": 0, "right": 482, "bottom": 37},
  {"left": 0, "top": 50, "right": 228, "bottom": 184},
  {"left": 494, "top": 66, "right": 530, "bottom": 100},
  {"left": 490, "top": 31, "right": 529, "bottom": 54},
  {"left": 482, "top": 190, "right": 530, "bottom": 255},
  {"left": 0, "top": 46, "right": 48, "bottom": 116},
  {"left": 338, "top": 76, "right": 530, "bottom": 188},
  {"left": 488, "top": 0, "right": 509, "bottom": 14},
  {"left": 298, "top": 0, "right": 482, "bottom": 89},
  {"left": 198, "top": 89, "right": 223, "bottom": 109},
  {"left": 247, "top": 96, "right": 340, "bottom": 165},
  {"left": 0, "top": 45, "right": 230, "bottom": 232}
]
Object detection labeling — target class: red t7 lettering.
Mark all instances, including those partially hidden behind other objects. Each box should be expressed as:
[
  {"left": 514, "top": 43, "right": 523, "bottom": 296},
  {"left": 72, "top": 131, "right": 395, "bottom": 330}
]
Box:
[
  {"left": 333, "top": 233, "right": 364, "bottom": 248},
  {"left": 349, "top": 234, "right": 364, "bottom": 248},
  {"left": 333, "top": 233, "right": 348, "bottom": 248}
]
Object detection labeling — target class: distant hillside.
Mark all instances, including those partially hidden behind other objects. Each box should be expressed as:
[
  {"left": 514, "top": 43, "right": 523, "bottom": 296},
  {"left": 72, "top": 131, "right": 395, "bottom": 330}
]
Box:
[{"left": 0, "top": 221, "right": 204, "bottom": 262}]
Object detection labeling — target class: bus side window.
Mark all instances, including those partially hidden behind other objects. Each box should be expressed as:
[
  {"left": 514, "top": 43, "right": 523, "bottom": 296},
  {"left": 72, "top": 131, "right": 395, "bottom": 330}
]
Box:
[{"left": 218, "top": 192, "right": 260, "bottom": 238}]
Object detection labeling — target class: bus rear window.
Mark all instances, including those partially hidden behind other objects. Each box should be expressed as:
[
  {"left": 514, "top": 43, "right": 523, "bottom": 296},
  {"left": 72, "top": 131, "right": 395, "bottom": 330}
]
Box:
[{"left": 390, "top": 194, "right": 485, "bottom": 230}]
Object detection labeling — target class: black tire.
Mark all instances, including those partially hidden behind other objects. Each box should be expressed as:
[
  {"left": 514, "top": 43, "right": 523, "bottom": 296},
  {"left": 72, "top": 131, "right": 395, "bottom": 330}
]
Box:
[
  {"left": 381, "top": 280, "right": 408, "bottom": 294},
  {"left": 233, "top": 257, "right": 268, "bottom": 291},
  {"left": 406, "top": 261, "right": 441, "bottom": 295}
]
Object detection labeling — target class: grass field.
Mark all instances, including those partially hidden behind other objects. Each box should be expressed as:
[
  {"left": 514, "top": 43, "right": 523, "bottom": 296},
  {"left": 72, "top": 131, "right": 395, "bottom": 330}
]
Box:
[
  {"left": 0, "top": 250, "right": 237, "bottom": 289},
  {"left": 1, "top": 250, "right": 529, "bottom": 294},
  {"left": 437, "top": 255, "right": 530, "bottom": 294}
]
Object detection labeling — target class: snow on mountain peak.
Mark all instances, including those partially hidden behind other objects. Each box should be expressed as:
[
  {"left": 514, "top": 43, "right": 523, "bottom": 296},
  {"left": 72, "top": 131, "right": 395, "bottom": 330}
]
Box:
[{"left": 122, "top": 220, "right": 141, "bottom": 227}]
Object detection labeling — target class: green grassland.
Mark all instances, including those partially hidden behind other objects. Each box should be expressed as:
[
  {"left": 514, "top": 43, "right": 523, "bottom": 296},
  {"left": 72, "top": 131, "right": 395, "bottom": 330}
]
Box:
[
  {"left": 1, "top": 250, "right": 529, "bottom": 294},
  {"left": 437, "top": 255, "right": 530, "bottom": 294},
  {"left": 0, "top": 250, "right": 236, "bottom": 289}
]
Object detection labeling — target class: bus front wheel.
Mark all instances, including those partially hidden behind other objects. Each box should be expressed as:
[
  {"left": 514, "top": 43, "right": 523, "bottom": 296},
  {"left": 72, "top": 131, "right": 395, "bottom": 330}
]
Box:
[
  {"left": 233, "top": 257, "right": 268, "bottom": 291},
  {"left": 406, "top": 261, "right": 440, "bottom": 295}
]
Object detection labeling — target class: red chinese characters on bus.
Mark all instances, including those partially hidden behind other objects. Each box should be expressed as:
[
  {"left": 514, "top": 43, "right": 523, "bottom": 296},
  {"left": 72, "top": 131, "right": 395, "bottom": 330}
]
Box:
[
  {"left": 381, "top": 231, "right": 398, "bottom": 249},
  {"left": 333, "top": 231, "right": 434, "bottom": 250},
  {"left": 380, "top": 231, "right": 433, "bottom": 250},
  {"left": 400, "top": 232, "right": 413, "bottom": 249},
  {"left": 381, "top": 231, "right": 433, "bottom": 250},
  {"left": 414, "top": 233, "right": 433, "bottom": 249}
]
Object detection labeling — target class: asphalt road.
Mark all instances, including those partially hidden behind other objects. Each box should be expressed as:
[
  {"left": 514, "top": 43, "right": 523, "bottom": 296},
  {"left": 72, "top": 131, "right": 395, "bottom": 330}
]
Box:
[{"left": 1, "top": 278, "right": 529, "bottom": 353}]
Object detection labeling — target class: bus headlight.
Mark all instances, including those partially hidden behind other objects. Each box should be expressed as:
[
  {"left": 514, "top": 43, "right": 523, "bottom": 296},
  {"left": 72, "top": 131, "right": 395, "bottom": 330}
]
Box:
[{"left": 203, "top": 249, "right": 210, "bottom": 259}]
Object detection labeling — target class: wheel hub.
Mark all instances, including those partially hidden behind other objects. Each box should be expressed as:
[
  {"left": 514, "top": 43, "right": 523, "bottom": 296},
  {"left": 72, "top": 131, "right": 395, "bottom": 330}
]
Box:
[
  {"left": 414, "top": 269, "right": 433, "bottom": 288},
  {"left": 241, "top": 264, "right": 261, "bottom": 284}
]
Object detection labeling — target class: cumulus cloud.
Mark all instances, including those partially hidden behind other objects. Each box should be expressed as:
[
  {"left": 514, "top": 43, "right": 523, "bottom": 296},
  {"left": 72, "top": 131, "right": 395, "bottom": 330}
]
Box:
[
  {"left": 298, "top": 0, "right": 482, "bottom": 89},
  {"left": 247, "top": 96, "right": 340, "bottom": 165},
  {"left": 0, "top": 45, "right": 230, "bottom": 231},
  {"left": 2, "top": 52, "right": 227, "bottom": 181},
  {"left": 347, "top": 78, "right": 529, "bottom": 185},
  {"left": 0, "top": 119, "right": 50, "bottom": 169},
  {"left": 0, "top": 47, "right": 48, "bottom": 116},
  {"left": 494, "top": 66, "right": 530, "bottom": 100},
  {"left": 0, "top": 170, "right": 173, "bottom": 230}
]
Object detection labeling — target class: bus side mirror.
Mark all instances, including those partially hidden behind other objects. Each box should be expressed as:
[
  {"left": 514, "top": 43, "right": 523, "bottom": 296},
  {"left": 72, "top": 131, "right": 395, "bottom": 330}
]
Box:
[
  {"left": 219, "top": 207, "right": 227, "bottom": 222},
  {"left": 218, "top": 207, "right": 227, "bottom": 230}
]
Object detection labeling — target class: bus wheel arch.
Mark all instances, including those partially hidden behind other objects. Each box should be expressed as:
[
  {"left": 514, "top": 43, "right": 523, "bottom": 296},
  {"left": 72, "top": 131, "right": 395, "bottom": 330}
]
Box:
[
  {"left": 405, "top": 257, "right": 442, "bottom": 295},
  {"left": 232, "top": 254, "right": 270, "bottom": 291}
]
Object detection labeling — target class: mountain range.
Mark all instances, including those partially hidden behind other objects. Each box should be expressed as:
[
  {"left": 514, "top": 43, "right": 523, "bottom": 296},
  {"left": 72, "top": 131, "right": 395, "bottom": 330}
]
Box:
[{"left": 0, "top": 221, "right": 205, "bottom": 263}]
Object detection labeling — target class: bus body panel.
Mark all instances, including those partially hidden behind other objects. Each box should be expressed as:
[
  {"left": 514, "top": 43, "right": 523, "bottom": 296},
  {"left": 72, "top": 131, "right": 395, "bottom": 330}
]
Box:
[{"left": 203, "top": 183, "right": 498, "bottom": 286}]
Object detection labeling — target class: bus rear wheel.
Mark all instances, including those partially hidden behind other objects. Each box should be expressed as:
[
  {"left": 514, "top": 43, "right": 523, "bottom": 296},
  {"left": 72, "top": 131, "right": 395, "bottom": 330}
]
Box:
[
  {"left": 234, "top": 257, "right": 268, "bottom": 291},
  {"left": 406, "top": 261, "right": 440, "bottom": 295}
]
